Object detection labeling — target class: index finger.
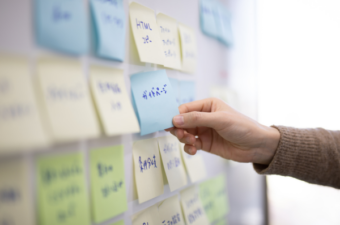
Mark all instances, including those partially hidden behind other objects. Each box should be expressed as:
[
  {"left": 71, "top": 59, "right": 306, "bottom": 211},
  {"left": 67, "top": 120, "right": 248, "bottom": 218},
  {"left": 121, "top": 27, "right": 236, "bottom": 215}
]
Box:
[{"left": 178, "top": 98, "right": 215, "bottom": 114}]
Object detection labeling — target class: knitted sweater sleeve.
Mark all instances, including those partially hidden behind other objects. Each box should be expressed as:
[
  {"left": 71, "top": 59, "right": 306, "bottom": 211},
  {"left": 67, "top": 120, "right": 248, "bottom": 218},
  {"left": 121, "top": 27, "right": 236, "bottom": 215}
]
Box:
[{"left": 253, "top": 126, "right": 340, "bottom": 189}]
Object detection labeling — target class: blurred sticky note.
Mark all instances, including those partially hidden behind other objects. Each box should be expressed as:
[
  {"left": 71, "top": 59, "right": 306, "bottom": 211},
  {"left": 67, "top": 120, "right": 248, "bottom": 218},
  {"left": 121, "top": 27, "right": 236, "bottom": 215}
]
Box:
[
  {"left": 215, "top": 3, "right": 233, "bottom": 46},
  {"left": 158, "top": 196, "right": 185, "bottom": 225},
  {"left": 180, "top": 186, "right": 209, "bottom": 225},
  {"left": 37, "top": 153, "right": 90, "bottom": 225},
  {"left": 129, "top": 2, "right": 164, "bottom": 65},
  {"left": 156, "top": 13, "right": 181, "bottom": 70},
  {"left": 169, "top": 78, "right": 180, "bottom": 105},
  {"left": 0, "top": 56, "right": 49, "bottom": 153},
  {"left": 158, "top": 135, "right": 187, "bottom": 191},
  {"left": 178, "top": 24, "right": 197, "bottom": 73},
  {"left": 133, "top": 138, "right": 164, "bottom": 203},
  {"left": 0, "top": 159, "right": 35, "bottom": 225},
  {"left": 180, "top": 143, "right": 207, "bottom": 183},
  {"left": 37, "top": 58, "right": 100, "bottom": 142},
  {"left": 35, "top": 0, "right": 88, "bottom": 54},
  {"left": 90, "top": 145, "right": 127, "bottom": 223},
  {"left": 200, "top": 0, "right": 219, "bottom": 38},
  {"left": 179, "top": 80, "right": 195, "bottom": 105},
  {"left": 111, "top": 220, "right": 124, "bottom": 225},
  {"left": 132, "top": 205, "right": 161, "bottom": 225},
  {"left": 130, "top": 70, "right": 179, "bottom": 135},
  {"left": 90, "top": 66, "right": 140, "bottom": 136},
  {"left": 199, "top": 174, "right": 229, "bottom": 222},
  {"left": 90, "top": 0, "right": 126, "bottom": 61}
]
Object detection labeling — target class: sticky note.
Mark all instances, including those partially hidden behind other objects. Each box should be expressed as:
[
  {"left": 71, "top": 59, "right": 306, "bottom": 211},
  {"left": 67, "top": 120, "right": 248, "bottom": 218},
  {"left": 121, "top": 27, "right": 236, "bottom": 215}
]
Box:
[
  {"left": 35, "top": 0, "right": 88, "bottom": 55},
  {"left": 90, "top": 66, "right": 140, "bottom": 136},
  {"left": 178, "top": 24, "right": 197, "bottom": 74},
  {"left": 0, "top": 159, "right": 35, "bottom": 225},
  {"left": 133, "top": 138, "right": 164, "bottom": 203},
  {"left": 200, "top": 0, "right": 219, "bottom": 38},
  {"left": 215, "top": 3, "right": 233, "bottom": 46},
  {"left": 169, "top": 78, "right": 180, "bottom": 105},
  {"left": 180, "top": 186, "right": 209, "bottom": 225},
  {"left": 132, "top": 205, "right": 161, "bottom": 225},
  {"left": 180, "top": 143, "right": 207, "bottom": 183},
  {"left": 111, "top": 220, "right": 125, "bottom": 225},
  {"left": 130, "top": 70, "right": 179, "bottom": 135},
  {"left": 0, "top": 56, "right": 49, "bottom": 153},
  {"left": 90, "top": 0, "right": 126, "bottom": 61},
  {"left": 129, "top": 2, "right": 164, "bottom": 65},
  {"left": 37, "top": 58, "right": 100, "bottom": 142},
  {"left": 158, "top": 196, "right": 185, "bottom": 225},
  {"left": 90, "top": 145, "right": 127, "bottom": 223},
  {"left": 156, "top": 13, "right": 182, "bottom": 70},
  {"left": 179, "top": 80, "right": 195, "bottom": 105},
  {"left": 200, "top": 174, "right": 229, "bottom": 222},
  {"left": 37, "top": 153, "right": 90, "bottom": 225},
  {"left": 158, "top": 135, "right": 187, "bottom": 191}
]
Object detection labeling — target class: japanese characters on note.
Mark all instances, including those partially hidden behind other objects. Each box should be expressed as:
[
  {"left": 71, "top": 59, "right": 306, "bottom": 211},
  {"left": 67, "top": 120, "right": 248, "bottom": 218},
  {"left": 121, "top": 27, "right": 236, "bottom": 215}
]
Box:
[
  {"left": 178, "top": 24, "right": 197, "bottom": 74},
  {"left": 158, "top": 196, "right": 185, "bottom": 225}
]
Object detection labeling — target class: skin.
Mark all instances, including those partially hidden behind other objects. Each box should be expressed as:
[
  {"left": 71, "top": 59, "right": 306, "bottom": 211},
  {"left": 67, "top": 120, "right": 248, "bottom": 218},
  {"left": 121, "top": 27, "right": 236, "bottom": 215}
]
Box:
[{"left": 165, "top": 98, "right": 280, "bottom": 165}]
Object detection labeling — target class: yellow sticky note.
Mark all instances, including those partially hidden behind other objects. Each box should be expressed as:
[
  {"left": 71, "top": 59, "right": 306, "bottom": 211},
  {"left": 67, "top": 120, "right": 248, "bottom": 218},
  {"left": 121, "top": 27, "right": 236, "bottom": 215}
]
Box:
[
  {"left": 111, "top": 220, "right": 125, "bottom": 225},
  {"left": 158, "top": 196, "right": 185, "bottom": 225},
  {"left": 37, "top": 153, "right": 91, "bottom": 225},
  {"left": 0, "top": 56, "right": 49, "bottom": 153},
  {"left": 132, "top": 205, "right": 161, "bottom": 225},
  {"left": 133, "top": 138, "right": 164, "bottom": 203},
  {"left": 37, "top": 58, "right": 100, "bottom": 142},
  {"left": 129, "top": 2, "right": 164, "bottom": 65},
  {"left": 156, "top": 13, "right": 182, "bottom": 70},
  {"left": 90, "top": 145, "right": 128, "bottom": 223},
  {"left": 180, "top": 186, "right": 209, "bottom": 225},
  {"left": 0, "top": 158, "right": 35, "bottom": 225},
  {"left": 90, "top": 66, "right": 140, "bottom": 136},
  {"left": 180, "top": 143, "right": 207, "bottom": 183},
  {"left": 158, "top": 136, "right": 187, "bottom": 191},
  {"left": 178, "top": 23, "right": 197, "bottom": 73}
]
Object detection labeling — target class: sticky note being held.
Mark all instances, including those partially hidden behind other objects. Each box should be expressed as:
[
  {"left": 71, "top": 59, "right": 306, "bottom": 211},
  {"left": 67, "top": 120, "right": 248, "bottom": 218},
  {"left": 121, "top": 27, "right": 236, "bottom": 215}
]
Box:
[
  {"left": 132, "top": 204, "right": 161, "bottom": 225},
  {"left": 180, "top": 80, "right": 196, "bottom": 105},
  {"left": 200, "top": 0, "right": 219, "bottom": 38},
  {"left": 90, "top": 145, "right": 128, "bottom": 223},
  {"left": 158, "top": 196, "right": 185, "bottom": 225},
  {"left": 90, "top": 66, "right": 140, "bottom": 136},
  {"left": 90, "top": 0, "right": 126, "bottom": 61},
  {"left": 37, "top": 153, "right": 91, "bottom": 225},
  {"left": 133, "top": 138, "right": 164, "bottom": 203},
  {"left": 129, "top": 2, "right": 164, "bottom": 65},
  {"left": 169, "top": 78, "right": 180, "bottom": 105},
  {"left": 130, "top": 70, "right": 179, "bottom": 135},
  {"left": 35, "top": 0, "right": 88, "bottom": 55},
  {"left": 178, "top": 24, "right": 197, "bottom": 74}
]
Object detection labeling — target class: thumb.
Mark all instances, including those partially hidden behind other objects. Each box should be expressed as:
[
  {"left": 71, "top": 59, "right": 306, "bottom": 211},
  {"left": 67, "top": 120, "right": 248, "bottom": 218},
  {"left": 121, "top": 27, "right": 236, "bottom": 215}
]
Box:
[{"left": 172, "top": 111, "right": 221, "bottom": 129}]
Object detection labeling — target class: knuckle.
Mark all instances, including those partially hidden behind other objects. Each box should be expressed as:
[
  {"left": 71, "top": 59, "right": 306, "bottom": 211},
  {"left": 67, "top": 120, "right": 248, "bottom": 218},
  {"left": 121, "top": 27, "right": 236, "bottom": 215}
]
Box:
[{"left": 191, "top": 111, "right": 202, "bottom": 122}]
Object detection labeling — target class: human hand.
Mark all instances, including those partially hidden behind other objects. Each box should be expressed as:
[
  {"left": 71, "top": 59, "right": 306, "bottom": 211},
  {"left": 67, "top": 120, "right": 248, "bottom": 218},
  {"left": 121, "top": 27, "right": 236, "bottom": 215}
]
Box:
[{"left": 166, "top": 98, "right": 280, "bottom": 165}]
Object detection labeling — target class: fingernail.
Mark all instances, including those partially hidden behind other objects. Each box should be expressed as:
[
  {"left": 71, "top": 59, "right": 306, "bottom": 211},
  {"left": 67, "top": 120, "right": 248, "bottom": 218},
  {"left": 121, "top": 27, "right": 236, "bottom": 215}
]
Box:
[{"left": 174, "top": 115, "right": 184, "bottom": 125}]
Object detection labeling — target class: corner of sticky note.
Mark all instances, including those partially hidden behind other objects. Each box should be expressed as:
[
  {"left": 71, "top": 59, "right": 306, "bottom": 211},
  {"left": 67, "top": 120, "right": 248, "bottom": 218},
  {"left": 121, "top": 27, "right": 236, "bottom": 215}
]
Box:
[
  {"left": 132, "top": 204, "right": 161, "bottom": 225},
  {"left": 158, "top": 195, "right": 185, "bottom": 225}
]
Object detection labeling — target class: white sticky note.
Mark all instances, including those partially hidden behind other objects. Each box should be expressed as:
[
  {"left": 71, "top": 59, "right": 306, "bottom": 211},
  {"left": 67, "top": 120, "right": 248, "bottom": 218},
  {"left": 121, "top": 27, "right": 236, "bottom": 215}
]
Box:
[
  {"left": 0, "top": 158, "right": 35, "bottom": 225},
  {"left": 158, "top": 136, "right": 187, "bottom": 191},
  {"left": 90, "top": 66, "right": 140, "bottom": 136},
  {"left": 180, "top": 143, "right": 207, "bottom": 183},
  {"left": 0, "top": 56, "right": 49, "bottom": 153},
  {"left": 129, "top": 2, "right": 164, "bottom": 65},
  {"left": 180, "top": 186, "right": 209, "bottom": 225},
  {"left": 158, "top": 196, "right": 185, "bottom": 225},
  {"left": 37, "top": 58, "right": 100, "bottom": 142},
  {"left": 132, "top": 204, "right": 161, "bottom": 225},
  {"left": 133, "top": 138, "right": 164, "bottom": 203},
  {"left": 178, "top": 23, "right": 197, "bottom": 74},
  {"left": 156, "top": 13, "right": 182, "bottom": 70}
]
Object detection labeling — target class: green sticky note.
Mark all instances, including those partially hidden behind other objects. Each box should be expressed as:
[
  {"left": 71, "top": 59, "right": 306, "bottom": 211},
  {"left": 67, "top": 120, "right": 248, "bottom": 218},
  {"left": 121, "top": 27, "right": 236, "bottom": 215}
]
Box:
[
  {"left": 37, "top": 153, "right": 90, "bottom": 225},
  {"left": 111, "top": 220, "right": 125, "bottom": 225},
  {"left": 90, "top": 145, "right": 127, "bottom": 223}
]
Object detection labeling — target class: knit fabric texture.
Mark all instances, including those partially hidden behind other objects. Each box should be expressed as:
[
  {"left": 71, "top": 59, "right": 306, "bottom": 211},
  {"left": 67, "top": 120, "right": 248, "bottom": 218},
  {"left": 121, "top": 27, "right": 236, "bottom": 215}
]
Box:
[{"left": 253, "top": 125, "right": 340, "bottom": 189}]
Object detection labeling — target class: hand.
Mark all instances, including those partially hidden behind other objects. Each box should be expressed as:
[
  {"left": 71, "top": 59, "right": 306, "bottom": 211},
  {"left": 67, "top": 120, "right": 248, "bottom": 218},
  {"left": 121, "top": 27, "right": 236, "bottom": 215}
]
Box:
[{"left": 166, "top": 98, "right": 280, "bottom": 165}]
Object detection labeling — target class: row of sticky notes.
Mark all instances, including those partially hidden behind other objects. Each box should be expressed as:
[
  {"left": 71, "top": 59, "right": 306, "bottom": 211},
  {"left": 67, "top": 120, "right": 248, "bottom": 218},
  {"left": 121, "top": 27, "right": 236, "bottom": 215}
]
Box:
[
  {"left": 35, "top": 0, "right": 197, "bottom": 73},
  {"left": 199, "top": 0, "right": 233, "bottom": 46},
  {"left": 0, "top": 56, "right": 196, "bottom": 153},
  {"left": 133, "top": 135, "right": 207, "bottom": 203},
  {"left": 132, "top": 186, "right": 210, "bottom": 225}
]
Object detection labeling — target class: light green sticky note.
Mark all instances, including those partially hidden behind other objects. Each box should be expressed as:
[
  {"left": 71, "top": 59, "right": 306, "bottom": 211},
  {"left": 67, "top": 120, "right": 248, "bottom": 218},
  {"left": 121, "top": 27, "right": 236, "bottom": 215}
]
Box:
[
  {"left": 37, "top": 153, "right": 90, "bottom": 225},
  {"left": 90, "top": 145, "right": 127, "bottom": 223},
  {"left": 111, "top": 220, "right": 125, "bottom": 225}
]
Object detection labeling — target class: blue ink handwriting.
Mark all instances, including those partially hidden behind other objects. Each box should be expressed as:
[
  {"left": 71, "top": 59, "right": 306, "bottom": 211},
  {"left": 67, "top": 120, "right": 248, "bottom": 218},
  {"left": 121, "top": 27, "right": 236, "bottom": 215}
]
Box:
[
  {"left": 167, "top": 157, "right": 180, "bottom": 170},
  {"left": 98, "top": 82, "right": 121, "bottom": 94},
  {"left": 57, "top": 203, "right": 75, "bottom": 222},
  {"left": 53, "top": 6, "right": 71, "bottom": 22},
  {"left": 163, "top": 143, "right": 176, "bottom": 153},
  {"left": 142, "top": 84, "right": 167, "bottom": 100},
  {"left": 186, "top": 194, "right": 199, "bottom": 208},
  {"left": 97, "top": 163, "right": 113, "bottom": 177},
  {"left": 102, "top": 13, "right": 123, "bottom": 28},
  {"left": 49, "top": 185, "right": 80, "bottom": 203},
  {"left": 164, "top": 50, "right": 176, "bottom": 58},
  {"left": 160, "top": 26, "right": 170, "bottom": 33},
  {"left": 142, "top": 35, "right": 152, "bottom": 44},
  {"left": 136, "top": 19, "right": 152, "bottom": 30},
  {"left": 188, "top": 208, "right": 203, "bottom": 224},
  {"left": 41, "top": 164, "right": 82, "bottom": 184},
  {"left": 162, "top": 39, "right": 175, "bottom": 46},
  {"left": 0, "top": 104, "right": 30, "bottom": 120},
  {"left": 162, "top": 213, "right": 181, "bottom": 225},
  {"left": 0, "top": 188, "right": 20, "bottom": 203},
  {"left": 102, "top": 180, "right": 123, "bottom": 197},
  {"left": 111, "top": 101, "right": 121, "bottom": 110},
  {"left": 139, "top": 155, "right": 157, "bottom": 172},
  {"left": 47, "top": 86, "right": 84, "bottom": 101}
]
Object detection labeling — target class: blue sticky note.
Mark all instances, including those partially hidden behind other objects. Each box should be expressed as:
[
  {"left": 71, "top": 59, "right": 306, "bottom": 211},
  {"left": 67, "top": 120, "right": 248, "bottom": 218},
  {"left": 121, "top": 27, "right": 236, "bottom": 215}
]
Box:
[
  {"left": 200, "top": 0, "right": 219, "bottom": 38},
  {"left": 169, "top": 78, "right": 180, "bottom": 106},
  {"left": 130, "top": 70, "right": 180, "bottom": 135},
  {"left": 90, "top": 0, "right": 126, "bottom": 61},
  {"left": 35, "top": 0, "right": 88, "bottom": 55},
  {"left": 180, "top": 80, "right": 196, "bottom": 105},
  {"left": 215, "top": 2, "right": 233, "bottom": 47}
]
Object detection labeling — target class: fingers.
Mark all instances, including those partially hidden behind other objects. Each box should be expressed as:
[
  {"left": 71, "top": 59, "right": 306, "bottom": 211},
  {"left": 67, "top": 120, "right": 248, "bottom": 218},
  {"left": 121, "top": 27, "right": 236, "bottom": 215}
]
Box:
[
  {"left": 173, "top": 111, "right": 223, "bottom": 130},
  {"left": 178, "top": 98, "right": 215, "bottom": 114}
]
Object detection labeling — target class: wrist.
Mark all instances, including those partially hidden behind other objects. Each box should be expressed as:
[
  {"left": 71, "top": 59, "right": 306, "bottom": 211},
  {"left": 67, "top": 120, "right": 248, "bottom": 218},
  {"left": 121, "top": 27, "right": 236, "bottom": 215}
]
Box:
[{"left": 255, "top": 125, "right": 280, "bottom": 165}]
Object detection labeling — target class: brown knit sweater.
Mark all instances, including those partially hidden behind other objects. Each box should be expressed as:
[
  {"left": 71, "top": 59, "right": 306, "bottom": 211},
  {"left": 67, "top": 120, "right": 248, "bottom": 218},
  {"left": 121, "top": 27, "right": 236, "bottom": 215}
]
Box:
[{"left": 253, "top": 126, "right": 340, "bottom": 189}]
